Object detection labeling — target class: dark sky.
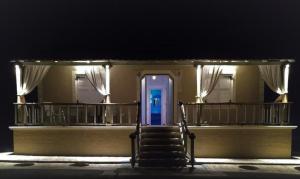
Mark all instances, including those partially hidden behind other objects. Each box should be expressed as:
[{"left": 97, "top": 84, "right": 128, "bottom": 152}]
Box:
[{"left": 0, "top": 0, "right": 300, "bottom": 151}]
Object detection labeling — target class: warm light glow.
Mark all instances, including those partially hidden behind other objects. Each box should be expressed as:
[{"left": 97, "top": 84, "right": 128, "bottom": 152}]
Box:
[
  {"left": 15, "top": 65, "right": 22, "bottom": 95},
  {"left": 1, "top": 152, "right": 300, "bottom": 165},
  {"left": 152, "top": 75, "right": 156, "bottom": 80},
  {"left": 73, "top": 60, "right": 91, "bottom": 64},
  {"left": 195, "top": 158, "right": 300, "bottom": 165},
  {"left": 200, "top": 90, "right": 208, "bottom": 98},
  {"left": 74, "top": 66, "right": 92, "bottom": 74},
  {"left": 196, "top": 65, "right": 202, "bottom": 103},
  {"left": 221, "top": 65, "right": 236, "bottom": 75},
  {"left": 0, "top": 152, "right": 130, "bottom": 163},
  {"left": 105, "top": 65, "right": 110, "bottom": 96},
  {"left": 284, "top": 64, "right": 290, "bottom": 92}
]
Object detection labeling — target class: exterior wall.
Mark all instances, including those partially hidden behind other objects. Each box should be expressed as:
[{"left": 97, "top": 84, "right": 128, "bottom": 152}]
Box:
[
  {"left": 10, "top": 126, "right": 296, "bottom": 158},
  {"left": 190, "top": 126, "right": 296, "bottom": 158},
  {"left": 235, "top": 65, "right": 263, "bottom": 103},
  {"left": 110, "top": 65, "right": 196, "bottom": 103},
  {"left": 39, "top": 64, "right": 263, "bottom": 104},
  {"left": 39, "top": 66, "right": 74, "bottom": 103},
  {"left": 11, "top": 126, "right": 135, "bottom": 156}
]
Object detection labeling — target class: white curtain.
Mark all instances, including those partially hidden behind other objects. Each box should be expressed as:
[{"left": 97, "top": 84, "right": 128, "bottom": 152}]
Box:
[
  {"left": 200, "top": 65, "right": 223, "bottom": 102},
  {"left": 85, "top": 66, "right": 107, "bottom": 101},
  {"left": 16, "top": 65, "right": 50, "bottom": 103},
  {"left": 258, "top": 64, "right": 289, "bottom": 102}
]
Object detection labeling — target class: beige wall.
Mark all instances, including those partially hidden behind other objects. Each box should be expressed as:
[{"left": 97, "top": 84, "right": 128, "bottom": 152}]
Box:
[
  {"left": 39, "top": 66, "right": 74, "bottom": 103},
  {"left": 190, "top": 126, "right": 294, "bottom": 158},
  {"left": 10, "top": 126, "right": 295, "bottom": 158},
  {"left": 11, "top": 126, "right": 134, "bottom": 156},
  {"left": 39, "top": 64, "right": 263, "bottom": 103},
  {"left": 110, "top": 65, "right": 196, "bottom": 103},
  {"left": 235, "top": 65, "right": 263, "bottom": 103}
]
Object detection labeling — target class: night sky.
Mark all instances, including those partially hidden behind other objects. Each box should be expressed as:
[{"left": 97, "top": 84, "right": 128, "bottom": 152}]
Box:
[{"left": 0, "top": 0, "right": 300, "bottom": 152}]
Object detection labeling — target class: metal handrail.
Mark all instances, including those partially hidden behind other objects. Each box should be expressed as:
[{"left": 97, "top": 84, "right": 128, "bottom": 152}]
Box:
[
  {"left": 129, "top": 101, "right": 141, "bottom": 168},
  {"left": 178, "top": 101, "right": 196, "bottom": 167}
]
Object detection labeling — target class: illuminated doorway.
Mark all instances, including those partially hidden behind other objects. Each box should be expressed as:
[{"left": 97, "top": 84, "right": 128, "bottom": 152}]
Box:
[{"left": 141, "top": 75, "right": 173, "bottom": 125}]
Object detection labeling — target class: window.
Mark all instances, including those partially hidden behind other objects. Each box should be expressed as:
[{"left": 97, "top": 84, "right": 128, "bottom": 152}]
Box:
[
  {"left": 206, "top": 75, "right": 234, "bottom": 103},
  {"left": 75, "top": 74, "right": 104, "bottom": 103}
]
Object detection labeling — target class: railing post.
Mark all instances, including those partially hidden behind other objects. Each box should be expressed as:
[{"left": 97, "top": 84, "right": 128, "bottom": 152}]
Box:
[
  {"left": 287, "top": 103, "right": 291, "bottom": 124},
  {"left": 218, "top": 104, "right": 221, "bottom": 124},
  {"left": 14, "top": 104, "right": 18, "bottom": 125},
  {"left": 184, "top": 129, "right": 188, "bottom": 154},
  {"left": 128, "top": 106, "right": 131, "bottom": 124},
  {"left": 93, "top": 105, "right": 97, "bottom": 125},
  {"left": 190, "top": 133, "right": 196, "bottom": 168},
  {"left": 40, "top": 104, "right": 44, "bottom": 125},
  {"left": 129, "top": 132, "right": 136, "bottom": 168},
  {"left": 102, "top": 105, "right": 105, "bottom": 124},
  {"left": 227, "top": 104, "right": 230, "bottom": 124},
  {"left": 119, "top": 106, "right": 123, "bottom": 125},
  {"left": 76, "top": 105, "right": 79, "bottom": 124},
  {"left": 84, "top": 105, "right": 88, "bottom": 124},
  {"left": 67, "top": 105, "right": 70, "bottom": 124},
  {"left": 235, "top": 104, "right": 238, "bottom": 124}
]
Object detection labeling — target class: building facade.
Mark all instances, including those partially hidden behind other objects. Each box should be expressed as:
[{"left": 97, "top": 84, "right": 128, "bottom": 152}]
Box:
[{"left": 10, "top": 59, "right": 297, "bottom": 165}]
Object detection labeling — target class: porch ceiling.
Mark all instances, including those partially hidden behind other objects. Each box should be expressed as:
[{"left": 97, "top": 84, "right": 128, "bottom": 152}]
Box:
[{"left": 11, "top": 59, "right": 294, "bottom": 66}]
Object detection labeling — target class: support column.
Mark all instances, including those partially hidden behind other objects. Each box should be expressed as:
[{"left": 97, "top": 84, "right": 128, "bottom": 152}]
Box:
[
  {"left": 15, "top": 64, "right": 24, "bottom": 103},
  {"left": 283, "top": 63, "right": 290, "bottom": 103},
  {"left": 195, "top": 65, "right": 203, "bottom": 103},
  {"left": 105, "top": 64, "right": 113, "bottom": 124},
  {"left": 105, "top": 64, "right": 111, "bottom": 103}
]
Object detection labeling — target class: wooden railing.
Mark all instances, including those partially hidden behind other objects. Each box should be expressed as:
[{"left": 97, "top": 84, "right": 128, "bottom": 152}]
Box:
[
  {"left": 14, "top": 102, "right": 139, "bottom": 126},
  {"left": 178, "top": 101, "right": 196, "bottom": 167},
  {"left": 178, "top": 102, "right": 292, "bottom": 126}
]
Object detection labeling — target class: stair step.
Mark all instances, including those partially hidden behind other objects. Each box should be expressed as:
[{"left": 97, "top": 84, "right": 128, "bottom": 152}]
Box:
[
  {"left": 141, "top": 138, "right": 182, "bottom": 145},
  {"left": 138, "top": 158, "right": 187, "bottom": 167},
  {"left": 141, "top": 132, "right": 181, "bottom": 139},
  {"left": 142, "top": 126, "right": 180, "bottom": 133},
  {"left": 140, "top": 145, "right": 184, "bottom": 152},
  {"left": 140, "top": 151, "right": 186, "bottom": 158},
  {"left": 137, "top": 126, "right": 186, "bottom": 167}
]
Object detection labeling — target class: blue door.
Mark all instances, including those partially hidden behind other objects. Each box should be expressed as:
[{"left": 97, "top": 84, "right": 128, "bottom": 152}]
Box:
[{"left": 150, "top": 89, "right": 161, "bottom": 125}]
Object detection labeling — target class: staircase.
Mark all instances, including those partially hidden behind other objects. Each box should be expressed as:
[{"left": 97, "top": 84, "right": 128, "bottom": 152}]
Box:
[{"left": 138, "top": 126, "right": 187, "bottom": 168}]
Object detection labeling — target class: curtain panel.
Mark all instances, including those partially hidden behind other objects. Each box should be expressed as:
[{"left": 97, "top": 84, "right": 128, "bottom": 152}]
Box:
[
  {"left": 199, "top": 65, "right": 223, "bottom": 103},
  {"left": 16, "top": 65, "right": 50, "bottom": 103},
  {"left": 85, "top": 66, "right": 107, "bottom": 102},
  {"left": 258, "top": 64, "right": 289, "bottom": 102}
]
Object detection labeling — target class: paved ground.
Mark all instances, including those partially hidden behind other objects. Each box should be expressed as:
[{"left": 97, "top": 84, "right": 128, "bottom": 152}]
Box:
[
  {"left": 1, "top": 152, "right": 300, "bottom": 179},
  {"left": 2, "top": 152, "right": 300, "bottom": 165},
  {"left": 0, "top": 162, "right": 300, "bottom": 179}
]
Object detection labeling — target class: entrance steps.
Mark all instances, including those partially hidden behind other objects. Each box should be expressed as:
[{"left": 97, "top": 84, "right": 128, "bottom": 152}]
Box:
[{"left": 138, "top": 126, "right": 187, "bottom": 168}]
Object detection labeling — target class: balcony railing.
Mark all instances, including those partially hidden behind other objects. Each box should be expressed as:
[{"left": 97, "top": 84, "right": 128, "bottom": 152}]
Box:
[
  {"left": 14, "top": 102, "right": 292, "bottom": 126},
  {"left": 14, "top": 102, "right": 139, "bottom": 126},
  {"left": 178, "top": 102, "right": 292, "bottom": 125}
]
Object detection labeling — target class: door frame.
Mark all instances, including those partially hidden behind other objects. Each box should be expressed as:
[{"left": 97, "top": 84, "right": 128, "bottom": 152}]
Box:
[
  {"left": 147, "top": 86, "right": 166, "bottom": 125},
  {"left": 137, "top": 70, "right": 178, "bottom": 125}
]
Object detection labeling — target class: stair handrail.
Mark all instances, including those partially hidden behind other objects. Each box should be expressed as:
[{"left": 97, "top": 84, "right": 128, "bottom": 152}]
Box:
[
  {"left": 129, "top": 101, "right": 141, "bottom": 168},
  {"left": 178, "top": 101, "right": 196, "bottom": 167}
]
